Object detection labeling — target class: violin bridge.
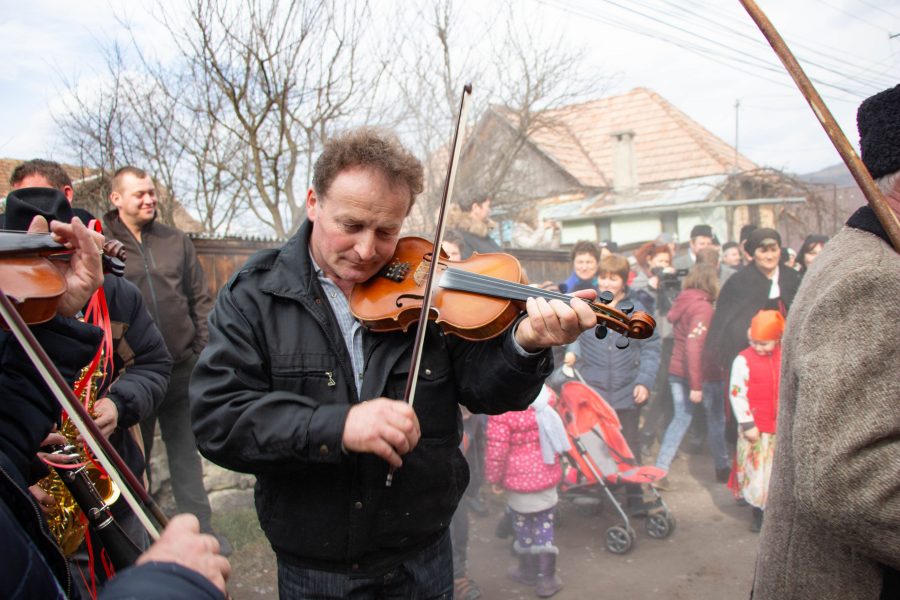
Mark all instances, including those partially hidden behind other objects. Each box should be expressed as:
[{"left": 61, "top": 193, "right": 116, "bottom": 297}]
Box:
[{"left": 413, "top": 260, "right": 430, "bottom": 287}]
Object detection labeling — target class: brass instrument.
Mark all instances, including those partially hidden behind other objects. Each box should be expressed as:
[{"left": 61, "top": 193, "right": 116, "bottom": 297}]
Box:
[{"left": 37, "top": 357, "right": 120, "bottom": 556}]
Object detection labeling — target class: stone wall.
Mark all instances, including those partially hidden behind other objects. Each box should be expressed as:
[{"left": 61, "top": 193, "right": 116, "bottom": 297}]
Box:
[{"left": 147, "top": 433, "right": 256, "bottom": 514}]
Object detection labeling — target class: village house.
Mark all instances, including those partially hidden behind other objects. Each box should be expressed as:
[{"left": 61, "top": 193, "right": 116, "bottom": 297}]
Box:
[{"left": 460, "top": 87, "right": 817, "bottom": 249}]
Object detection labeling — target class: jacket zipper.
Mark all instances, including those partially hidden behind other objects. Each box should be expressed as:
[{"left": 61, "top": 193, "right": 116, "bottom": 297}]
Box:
[
  {"left": 271, "top": 290, "right": 359, "bottom": 403},
  {"left": 121, "top": 225, "right": 162, "bottom": 324},
  {"left": 0, "top": 462, "right": 72, "bottom": 598}
]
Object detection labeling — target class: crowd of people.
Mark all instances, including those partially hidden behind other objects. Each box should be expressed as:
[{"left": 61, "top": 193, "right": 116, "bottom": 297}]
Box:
[{"left": 1, "top": 83, "right": 898, "bottom": 600}]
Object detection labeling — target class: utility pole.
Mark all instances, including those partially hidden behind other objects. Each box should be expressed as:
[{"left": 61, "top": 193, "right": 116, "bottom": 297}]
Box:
[{"left": 734, "top": 98, "right": 741, "bottom": 173}]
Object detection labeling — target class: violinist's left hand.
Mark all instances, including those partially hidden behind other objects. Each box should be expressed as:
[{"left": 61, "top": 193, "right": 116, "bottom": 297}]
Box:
[
  {"left": 514, "top": 289, "right": 596, "bottom": 352},
  {"left": 28, "top": 216, "right": 105, "bottom": 317}
]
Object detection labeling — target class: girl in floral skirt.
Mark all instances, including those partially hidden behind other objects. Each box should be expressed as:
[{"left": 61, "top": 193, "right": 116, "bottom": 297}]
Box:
[
  {"left": 485, "top": 385, "right": 570, "bottom": 598},
  {"left": 728, "top": 309, "right": 785, "bottom": 532}
]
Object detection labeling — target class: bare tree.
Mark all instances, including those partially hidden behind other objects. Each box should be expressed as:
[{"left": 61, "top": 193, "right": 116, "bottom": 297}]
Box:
[
  {"left": 457, "top": 7, "right": 610, "bottom": 220},
  {"left": 56, "top": 0, "right": 390, "bottom": 238},
  {"left": 55, "top": 0, "right": 605, "bottom": 239},
  {"left": 395, "top": 1, "right": 609, "bottom": 236},
  {"left": 56, "top": 38, "right": 242, "bottom": 233}
]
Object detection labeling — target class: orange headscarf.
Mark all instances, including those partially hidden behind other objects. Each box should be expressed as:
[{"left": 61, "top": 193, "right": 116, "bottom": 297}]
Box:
[{"left": 750, "top": 310, "right": 785, "bottom": 341}]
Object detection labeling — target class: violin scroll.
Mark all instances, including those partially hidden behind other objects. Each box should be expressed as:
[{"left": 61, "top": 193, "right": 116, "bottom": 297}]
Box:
[{"left": 102, "top": 239, "right": 127, "bottom": 277}]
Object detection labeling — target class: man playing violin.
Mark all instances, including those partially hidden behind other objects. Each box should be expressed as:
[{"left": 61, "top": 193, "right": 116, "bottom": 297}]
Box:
[
  {"left": 6, "top": 162, "right": 173, "bottom": 594},
  {"left": 0, "top": 216, "right": 230, "bottom": 599},
  {"left": 191, "top": 127, "right": 597, "bottom": 598}
]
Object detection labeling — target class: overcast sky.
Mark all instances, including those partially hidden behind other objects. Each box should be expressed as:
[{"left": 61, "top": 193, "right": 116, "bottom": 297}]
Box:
[{"left": 0, "top": 0, "right": 897, "bottom": 176}]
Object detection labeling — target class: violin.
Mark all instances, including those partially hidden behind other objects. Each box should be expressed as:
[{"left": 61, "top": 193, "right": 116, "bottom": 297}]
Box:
[
  {"left": 0, "top": 228, "right": 169, "bottom": 541},
  {"left": 0, "top": 231, "right": 69, "bottom": 326},
  {"left": 350, "top": 237, "right": 656, "bottom": 346},
  {"left": 0, "top": 231, "right": 128, "bottom": 328}
]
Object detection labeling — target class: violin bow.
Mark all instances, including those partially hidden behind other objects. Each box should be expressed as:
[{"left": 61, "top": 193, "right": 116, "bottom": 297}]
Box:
[
  {"left": 386, "top": 83, "right": 472, "bottom": 487},
  {"left": 0, "top": 287, "right": 167, "bottom": 540},
  {"left": 403, "top": 83, "right": 473, "bottom": 409},
  {"left": 739, "top": 0, "right": 900, "bottom": 253}
]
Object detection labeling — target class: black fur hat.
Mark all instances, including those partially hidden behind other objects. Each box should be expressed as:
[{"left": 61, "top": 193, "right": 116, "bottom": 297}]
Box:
[
  {"left": 745, "top": 227, "right": 782, "bottom": 255},
  {"left": 689, "top": 224, "right": 713, "bottom": 240},
  {"left": 4, "top": 187, "right": 74, "bottom": 231},
  {"left": 857, "top": 84, "right": 900, "bottom": 179}
]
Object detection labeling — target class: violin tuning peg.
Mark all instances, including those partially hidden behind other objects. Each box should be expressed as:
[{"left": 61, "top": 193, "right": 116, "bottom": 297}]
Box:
[
  {"left": 618, "top": 300, "right": 634, "bottom": 315},
  {"left": 598, "top": 290, "right": 614, "bottom": 305},
  {"left": 615, "top": 336, "right": 630, "bottom": 349},
  {"left": 594, "top": 324, "right": 608, "bottom": 339}
]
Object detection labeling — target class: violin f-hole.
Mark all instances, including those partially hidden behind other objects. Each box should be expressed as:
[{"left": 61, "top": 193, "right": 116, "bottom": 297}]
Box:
[{"left": 395, "top": 293, "right": 425, "bottom": 308}]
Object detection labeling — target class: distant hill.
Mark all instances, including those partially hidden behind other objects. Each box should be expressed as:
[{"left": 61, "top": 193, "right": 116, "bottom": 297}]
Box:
[{"left": 799, "top": 163, "right": 857, "bottom": 188}]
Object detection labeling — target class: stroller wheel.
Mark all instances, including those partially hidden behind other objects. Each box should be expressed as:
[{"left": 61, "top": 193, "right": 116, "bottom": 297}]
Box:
[
  {"left": 605, "top": 525, "right": 635, "bottom": 554},
  {"left": 646, "top": 512, "right": 676, "bottom": 539}
]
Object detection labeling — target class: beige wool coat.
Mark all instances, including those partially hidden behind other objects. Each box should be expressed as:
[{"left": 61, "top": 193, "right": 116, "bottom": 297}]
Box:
[{"left": 752, "top": 224, "right": 900, "bottom": 599}]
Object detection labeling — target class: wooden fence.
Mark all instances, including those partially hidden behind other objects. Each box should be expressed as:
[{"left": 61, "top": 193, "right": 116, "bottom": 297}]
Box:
[{"left": 192, "top": 237, "right": 572, "bottom": 298}]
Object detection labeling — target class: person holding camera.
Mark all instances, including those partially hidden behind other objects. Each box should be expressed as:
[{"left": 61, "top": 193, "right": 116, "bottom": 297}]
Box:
[{"left": 632, "top": 242, "right": 678, "bottom": 453}]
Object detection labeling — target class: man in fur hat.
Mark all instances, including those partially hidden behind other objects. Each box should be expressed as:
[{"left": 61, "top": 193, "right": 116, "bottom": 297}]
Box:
[{"left": 752, "top": 85, "right": 900, "bottom": 599}]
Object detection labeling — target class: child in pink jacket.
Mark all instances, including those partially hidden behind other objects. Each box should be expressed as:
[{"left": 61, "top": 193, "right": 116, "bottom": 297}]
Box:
[{"left": 486, "top": 385, "right": 570, "bottom": 598}]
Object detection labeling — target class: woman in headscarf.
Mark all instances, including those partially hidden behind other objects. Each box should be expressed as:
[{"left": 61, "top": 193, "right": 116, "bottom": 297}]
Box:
[{"left": 704, "top": 228, "right": 801, "bottom": 380}]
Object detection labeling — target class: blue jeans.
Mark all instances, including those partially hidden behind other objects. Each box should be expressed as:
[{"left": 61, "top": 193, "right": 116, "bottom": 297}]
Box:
[
  {"left": 276, "top": 531, "right": 453, "bottom": 600},
  {"left": 701, "top": 380, "right": 729, "bottom": 472},
  {"left": 655, "top": 377, "right": 729, "bottom": 472}
]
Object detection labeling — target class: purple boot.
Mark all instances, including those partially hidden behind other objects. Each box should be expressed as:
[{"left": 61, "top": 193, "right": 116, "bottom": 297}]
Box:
[
  {"left": 507, "top": 553, "right": 537, "bottom": 586},
  {"left": 535, "top": 553, "right": 563, "bottom": 598}
]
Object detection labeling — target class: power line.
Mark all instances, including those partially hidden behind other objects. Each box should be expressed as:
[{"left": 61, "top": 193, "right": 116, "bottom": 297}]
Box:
[
  {"left": 668, "top": 0, "right": 898, "bottom": 91},
  {"left": 542, "top": 0, "right": 890, "bottom": 101},
  {"left": 625, "top": 0, "right": 894, "bottom": 94},
  {"left": 854, "top": 0, "right": 900, "bottom": 22},
  {"left": 676, "top": 0, "right": 898, "bottom": 89},
  {"left": 819, "top": 0, "right": 893, "bottom": 33}
]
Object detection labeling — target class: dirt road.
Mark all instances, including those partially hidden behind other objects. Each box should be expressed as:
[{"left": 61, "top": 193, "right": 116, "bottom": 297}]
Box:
[
  {"left": 219, "top": 450, "right": 759, "bottom": 599},
  {"left": 465, "top": 451, "right": 758, "bottom": 599}
]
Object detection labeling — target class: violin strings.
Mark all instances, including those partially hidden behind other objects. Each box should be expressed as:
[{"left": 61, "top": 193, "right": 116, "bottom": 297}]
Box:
[
  {"left": 441, "top": 268, "right": 566, "bottom": 302},
  {"left": 440, "top": 268, "right": 619, "bottom": 318}
]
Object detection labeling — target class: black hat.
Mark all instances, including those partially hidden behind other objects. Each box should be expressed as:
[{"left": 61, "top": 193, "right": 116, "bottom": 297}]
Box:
[
  {"left": 745, "top": 227, "right": 782, "bottom": 255},
  {"left": 739, "top": 224, "right": 758, "bottom": 243},
  {"left": 4, "top": 187, "right": 74, "bottom": 231},
  {"left": 690, "top": 224, "right": 713, "bottom": 240},
  {"left": 857, "top": 84, "right": 900, "bottom": 179}
]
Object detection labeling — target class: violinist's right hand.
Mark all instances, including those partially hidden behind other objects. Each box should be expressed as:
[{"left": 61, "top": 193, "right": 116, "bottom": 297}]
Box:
[
  {"left": 28, "top": 216, "right": 105, "bottom": 317},
  {"left": 343, "top": 398, "right": 420, "bottom": 468}
]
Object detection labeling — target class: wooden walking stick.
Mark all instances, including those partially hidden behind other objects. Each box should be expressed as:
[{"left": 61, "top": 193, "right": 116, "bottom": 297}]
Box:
[{"left": 739, "top": 0, "right": 900, "bottom": 253}]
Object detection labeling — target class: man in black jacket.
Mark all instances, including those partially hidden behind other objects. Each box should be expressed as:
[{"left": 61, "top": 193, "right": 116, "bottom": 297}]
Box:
[
  {"left": 0, "top": 217, "right": 228, "bottom": 599},
  {"left": 190, "top": 128, "right": 597, "bottom": 598},
  {"left": 6, "top": 163, "right": 173, "bottom": 591},
  {"left": 101, "top": 166, "right": 227, "bottom": 554}
]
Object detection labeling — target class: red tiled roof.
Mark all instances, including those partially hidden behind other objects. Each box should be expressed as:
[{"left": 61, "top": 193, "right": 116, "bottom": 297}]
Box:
[{"left": 496, "top": 87, "right": 758, "bottom": 189}]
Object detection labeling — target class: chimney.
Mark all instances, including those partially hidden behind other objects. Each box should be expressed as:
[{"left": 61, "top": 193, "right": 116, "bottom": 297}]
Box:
[{"left": 611, "top": 130, "right": 637, "bottom": 199}]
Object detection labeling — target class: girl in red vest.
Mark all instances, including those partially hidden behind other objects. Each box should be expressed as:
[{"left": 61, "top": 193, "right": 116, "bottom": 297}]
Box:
[{"left": 728, "top": 310, "right": 785, "bottom": 532}]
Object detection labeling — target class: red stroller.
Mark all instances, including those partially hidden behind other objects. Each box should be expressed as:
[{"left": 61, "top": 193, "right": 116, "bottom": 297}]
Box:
[{"left": 554, "top": 373, "right": 676, "bottom": 554}]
